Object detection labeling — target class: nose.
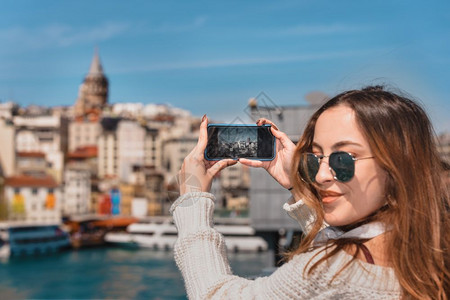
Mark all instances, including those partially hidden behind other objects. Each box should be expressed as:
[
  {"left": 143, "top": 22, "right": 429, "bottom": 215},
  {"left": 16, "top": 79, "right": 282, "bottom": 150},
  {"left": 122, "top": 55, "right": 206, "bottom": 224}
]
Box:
[{"left": 315, "top": 157, "right": 335, "bottom": 184}]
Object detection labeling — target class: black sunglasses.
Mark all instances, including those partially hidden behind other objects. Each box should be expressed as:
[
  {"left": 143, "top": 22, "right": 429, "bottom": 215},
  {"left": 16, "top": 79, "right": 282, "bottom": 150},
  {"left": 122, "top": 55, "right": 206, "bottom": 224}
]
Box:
[{"left": 298, "top": 151, "right": 374, "bottom": 183}]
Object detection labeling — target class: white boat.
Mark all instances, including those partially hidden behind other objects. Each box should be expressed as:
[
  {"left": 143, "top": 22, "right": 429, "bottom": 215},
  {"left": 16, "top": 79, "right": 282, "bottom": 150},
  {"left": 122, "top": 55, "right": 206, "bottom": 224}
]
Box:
[
  {"left": 105, "top": 217, "right": 268, "bottom": 253},
  {"left": 0, "top": 222, "right": 70, "bottom": 258}
]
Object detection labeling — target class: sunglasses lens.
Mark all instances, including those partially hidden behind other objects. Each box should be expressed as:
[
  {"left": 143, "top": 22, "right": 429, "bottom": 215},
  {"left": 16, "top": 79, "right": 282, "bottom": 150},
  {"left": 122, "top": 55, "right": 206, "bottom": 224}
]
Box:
[
  {"left": 329, "top": 152, "right": 355, "bottom": 182},
  {"left": 299, "top": 153, "right": 320, "bottom": 182}
]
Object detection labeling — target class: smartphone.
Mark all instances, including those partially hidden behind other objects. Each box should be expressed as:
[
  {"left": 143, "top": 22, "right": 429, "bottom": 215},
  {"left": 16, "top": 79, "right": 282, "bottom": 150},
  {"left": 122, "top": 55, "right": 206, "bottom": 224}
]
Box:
[{"left": 205, "top": 124, "right": 275, "bottom": 160}]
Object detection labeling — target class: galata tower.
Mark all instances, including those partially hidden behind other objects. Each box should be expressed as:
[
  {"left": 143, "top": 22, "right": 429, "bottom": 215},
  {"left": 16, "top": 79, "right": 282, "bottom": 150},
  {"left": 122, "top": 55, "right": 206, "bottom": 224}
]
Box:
[{"left": 74, "top": 48, "right": 109, "bottom": 118}]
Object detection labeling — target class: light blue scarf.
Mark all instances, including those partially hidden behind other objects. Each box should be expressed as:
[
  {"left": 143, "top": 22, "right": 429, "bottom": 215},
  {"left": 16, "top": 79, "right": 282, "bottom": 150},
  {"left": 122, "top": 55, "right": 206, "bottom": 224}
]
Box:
[{"left": 313, "top": 222, "right": 389, "bottom": 246}]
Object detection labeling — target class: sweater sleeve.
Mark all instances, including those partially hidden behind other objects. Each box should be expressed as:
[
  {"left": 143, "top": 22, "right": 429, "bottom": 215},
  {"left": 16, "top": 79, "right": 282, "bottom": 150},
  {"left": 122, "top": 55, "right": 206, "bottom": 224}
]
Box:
[
  {"left": 171, "top": 193, "right": 320, "bottom": 299},
  {"left": 282, "top": 197, "right": 329, "bottom": 234},
  {"left": 282, "top": 197, "right": 316, "bottom": 234}
]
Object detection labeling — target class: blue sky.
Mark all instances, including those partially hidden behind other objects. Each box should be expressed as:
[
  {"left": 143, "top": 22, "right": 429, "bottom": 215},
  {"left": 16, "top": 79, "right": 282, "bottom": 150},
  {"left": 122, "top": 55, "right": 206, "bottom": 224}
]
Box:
[{"left": 0, "top": 0, "right": 449, "bottom": 133}]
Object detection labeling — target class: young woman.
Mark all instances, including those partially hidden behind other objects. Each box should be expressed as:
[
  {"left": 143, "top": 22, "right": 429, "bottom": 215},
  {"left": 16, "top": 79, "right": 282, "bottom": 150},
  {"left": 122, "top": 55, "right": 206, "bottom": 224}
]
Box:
[{"left": 171, "top": 86, "right": 449, "bottom": 299}]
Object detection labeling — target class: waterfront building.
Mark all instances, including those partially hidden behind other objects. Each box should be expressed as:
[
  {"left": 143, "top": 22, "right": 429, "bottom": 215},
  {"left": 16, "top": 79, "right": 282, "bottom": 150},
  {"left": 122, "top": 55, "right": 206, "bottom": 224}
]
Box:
[
  {"left": 4, "top": 174, "right": 61, "bottom": 223},
  {"left": 131, "top": 197, "right": 148, "bottom": 217},
  {"left": 0, "top": 118, "right": 16, "bottom": 177},
  {"left": 125, "top": 165, "right": 165, "bottom": 216},
  {"left": 73, "top": 49, "right": 108, "bottom": 118},
  {"left": 98, "top": 117, "right": 164, "bottom": 183},
  {"left": 66, "top": 146, "right": 99, "bottom": 214},
  {"left": 118, "top": 183, "right": 135, "bottom": 216},
  {"left": 67, "top": 146, "right": 98, "bottom": 177},
  {"left": 63, "top": 162, "right": 91, "bottom": 216},
  {"left": 143, "top": 127, "right": 162, "bottom": 170},
  {"left": 68, "top": 120, "right": 101, "bottom": 152},
  {"left": 218, "top": 164, "right": 250, "bottom": 211},
  {"left": 246, "top": 94, "right": 321, "bottom": 263},
  {"left": 112, "top": 102, "right": 144, "bottom": 118},
  {"left": 142, "top": 166, "right": 165, "bottom": 215},
  {"left": 161, "top": 132, "right": 198, "bottom": 185},
  {"left": 116, "top": 120, "right": 146, "bottom": 181},
  {"left": 248, "top": 102, "right": 318, "bottom": 229},
  {"left": 16, "top": 151, "right": 47, "bottom": 176},
  {"left": 0, "top": 101, "right": 18, "bottom": 120},
  {"left": 97, "top": 117, "right": 121, "bottom": 180},
  {"left": 13, "top": 115, "right": 68, "bottom": 183},
  {"left": 98, "top": 118, "right": 145, "bottom": 182},
  {"left": 0, "top": 161, "right": 6, "bottom": 220}
]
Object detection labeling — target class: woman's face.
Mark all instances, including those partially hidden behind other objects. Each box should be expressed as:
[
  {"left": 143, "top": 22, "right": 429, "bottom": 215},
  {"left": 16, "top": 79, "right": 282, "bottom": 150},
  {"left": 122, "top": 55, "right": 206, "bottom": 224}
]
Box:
[{"left": 312, "top": 105, "right": 387, "bottom": 226}]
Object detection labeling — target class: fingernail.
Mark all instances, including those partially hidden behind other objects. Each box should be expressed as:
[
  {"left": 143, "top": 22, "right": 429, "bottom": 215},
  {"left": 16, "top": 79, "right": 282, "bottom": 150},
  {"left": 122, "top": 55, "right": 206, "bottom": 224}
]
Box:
[{"left": 202, "top": 114, "right": 206, "bottom": 122}]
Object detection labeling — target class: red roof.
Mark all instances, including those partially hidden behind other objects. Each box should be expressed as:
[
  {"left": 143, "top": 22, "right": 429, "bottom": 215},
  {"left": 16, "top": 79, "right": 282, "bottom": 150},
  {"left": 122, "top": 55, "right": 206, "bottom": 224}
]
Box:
[
  {"left": 67, "top": 146, "right": 98, "bottom": 158},
  {"left": 5, "top": 175, "right": 58, "bottom": 188},
  {"left": 17, "top": 151, "right": 46, "bottom": 158}
]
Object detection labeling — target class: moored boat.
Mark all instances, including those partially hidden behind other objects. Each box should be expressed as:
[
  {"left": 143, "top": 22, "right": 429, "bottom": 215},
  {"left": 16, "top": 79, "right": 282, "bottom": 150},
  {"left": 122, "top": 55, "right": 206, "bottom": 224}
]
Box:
[
  {"left": 64, "top": 215, "right": 138, "bottom": 249},
  {"left": 105, "top": 217, "right": 268, "bottom": 252},
  {"left": 0, "top": 222, "right": 70, "bottom": 258}
]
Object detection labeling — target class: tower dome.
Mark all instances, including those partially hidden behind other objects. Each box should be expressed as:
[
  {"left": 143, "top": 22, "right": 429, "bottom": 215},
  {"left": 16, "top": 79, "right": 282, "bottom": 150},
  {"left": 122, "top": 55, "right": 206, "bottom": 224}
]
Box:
[{"left": 74, "top": 48, "right": 109, "bottom": 118}]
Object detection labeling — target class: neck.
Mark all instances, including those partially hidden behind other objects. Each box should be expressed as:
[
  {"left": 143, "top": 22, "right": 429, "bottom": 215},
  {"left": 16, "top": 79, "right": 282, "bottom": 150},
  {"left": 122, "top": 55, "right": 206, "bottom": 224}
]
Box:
[{"left": 348, "top": 233, "right": 391, "bottom": 267}]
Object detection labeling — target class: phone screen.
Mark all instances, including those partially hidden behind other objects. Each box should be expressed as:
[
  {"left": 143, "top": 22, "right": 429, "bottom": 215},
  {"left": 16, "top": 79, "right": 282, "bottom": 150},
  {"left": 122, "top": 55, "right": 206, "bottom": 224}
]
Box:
[{"left": 205, "top": 124, "right": 275, "bottom": 160}]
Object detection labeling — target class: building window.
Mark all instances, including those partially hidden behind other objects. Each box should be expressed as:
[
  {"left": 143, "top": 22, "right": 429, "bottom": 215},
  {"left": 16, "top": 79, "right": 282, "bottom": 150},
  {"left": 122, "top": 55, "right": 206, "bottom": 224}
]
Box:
[{"left": 32, "top": 188, "right": 38, "bottom": 195}]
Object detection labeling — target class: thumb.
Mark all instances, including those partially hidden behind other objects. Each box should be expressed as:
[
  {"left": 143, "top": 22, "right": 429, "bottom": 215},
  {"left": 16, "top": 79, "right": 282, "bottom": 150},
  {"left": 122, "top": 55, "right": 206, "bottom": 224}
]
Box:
[{"left": 207, "top": 159, "right": 237, "bottom": 178}]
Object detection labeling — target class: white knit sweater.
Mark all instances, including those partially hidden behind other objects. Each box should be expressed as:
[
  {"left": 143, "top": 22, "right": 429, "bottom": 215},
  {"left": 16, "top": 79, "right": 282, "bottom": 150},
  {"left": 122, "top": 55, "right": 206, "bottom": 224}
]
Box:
[{"left": 171, "top": 192, "right": 401, "bottom": 299}]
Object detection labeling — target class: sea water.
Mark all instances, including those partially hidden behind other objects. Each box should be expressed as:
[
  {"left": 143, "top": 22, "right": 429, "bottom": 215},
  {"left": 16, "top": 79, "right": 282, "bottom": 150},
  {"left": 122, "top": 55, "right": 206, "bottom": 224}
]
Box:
[{"left": 0, "top": 247, "right": 274, "bottom": 299}]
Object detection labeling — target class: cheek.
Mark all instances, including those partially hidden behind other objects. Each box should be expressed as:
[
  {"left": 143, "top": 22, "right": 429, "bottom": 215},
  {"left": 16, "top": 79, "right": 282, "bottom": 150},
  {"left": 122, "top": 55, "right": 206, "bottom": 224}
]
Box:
[{"left": 353, "top": 168, "right": 387, "bottom": 213}]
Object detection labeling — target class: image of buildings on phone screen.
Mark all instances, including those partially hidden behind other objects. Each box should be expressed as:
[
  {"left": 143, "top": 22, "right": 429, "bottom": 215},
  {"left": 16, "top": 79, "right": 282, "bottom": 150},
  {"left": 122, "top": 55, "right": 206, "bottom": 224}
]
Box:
[{"left": 217, "top": 127, "right": 257, "bottom": 158}]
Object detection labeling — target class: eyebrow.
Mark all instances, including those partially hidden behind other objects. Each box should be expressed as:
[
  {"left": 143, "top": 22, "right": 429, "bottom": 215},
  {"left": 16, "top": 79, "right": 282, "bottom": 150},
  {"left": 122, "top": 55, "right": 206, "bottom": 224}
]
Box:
[{"left": 312, "top": 140, "right": 364, "bottom": 150}]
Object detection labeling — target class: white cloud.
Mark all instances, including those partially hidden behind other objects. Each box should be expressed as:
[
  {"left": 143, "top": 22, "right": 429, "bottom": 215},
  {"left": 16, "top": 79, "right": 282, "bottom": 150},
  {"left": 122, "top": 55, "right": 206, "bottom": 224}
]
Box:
[
  {"left": 0, "top": 22, "right": 129, "bottom": 50},
  {"left": 149, "top": 16, "right": 208, "bottom": 34},
  {"left": 0, "top": 16, "right": 206, "bottom": 52},
  {"left": 272, "top": 23, "right": 371, "bottom": 36},
  {"left": 113, "top": 48, "right": 386, "bottom": 73}
]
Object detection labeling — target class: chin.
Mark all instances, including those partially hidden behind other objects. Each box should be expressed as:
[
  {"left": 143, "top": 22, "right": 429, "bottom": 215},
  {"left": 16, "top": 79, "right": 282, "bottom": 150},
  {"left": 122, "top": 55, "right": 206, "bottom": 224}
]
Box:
[{"left": 324, "top": 214, "right": 354, "bottom": 227}]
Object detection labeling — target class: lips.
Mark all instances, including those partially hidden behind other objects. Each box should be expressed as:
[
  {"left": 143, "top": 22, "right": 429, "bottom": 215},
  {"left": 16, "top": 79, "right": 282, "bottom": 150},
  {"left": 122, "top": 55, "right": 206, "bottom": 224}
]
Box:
[{"left": 319, "top": 190, "right": 343, "bottom": 204}]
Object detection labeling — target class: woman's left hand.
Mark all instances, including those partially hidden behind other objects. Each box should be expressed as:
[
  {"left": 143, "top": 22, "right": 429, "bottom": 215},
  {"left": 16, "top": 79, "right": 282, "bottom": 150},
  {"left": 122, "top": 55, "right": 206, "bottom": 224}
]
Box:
[{"left": 179, "top": 115, "right": 238, "bottom": 195}]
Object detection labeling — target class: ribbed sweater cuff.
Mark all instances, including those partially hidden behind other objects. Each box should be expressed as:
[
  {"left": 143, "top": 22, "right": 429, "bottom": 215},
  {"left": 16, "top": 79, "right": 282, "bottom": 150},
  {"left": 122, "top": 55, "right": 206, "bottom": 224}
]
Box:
[{"left": 170, "top": 192, "right": 215, "bottom": 237}]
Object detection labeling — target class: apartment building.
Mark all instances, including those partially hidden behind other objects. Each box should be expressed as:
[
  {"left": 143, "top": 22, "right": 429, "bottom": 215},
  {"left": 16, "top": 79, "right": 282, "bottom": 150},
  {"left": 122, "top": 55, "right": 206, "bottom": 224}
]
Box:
[
  {"left": 14, "top": 115, "right": 68, "bottom": 183},
  {"left": 63, "top": 162, "right": 91, "bottom": 216},
  {"left": 68, "top": 120, "right": 101, "bottom": 152},
  {"left": 4, "top": 175, "right": 61, "bottom": 223},
  {"left": 0, "top": 118, "right": 15, "bottom": 177}
]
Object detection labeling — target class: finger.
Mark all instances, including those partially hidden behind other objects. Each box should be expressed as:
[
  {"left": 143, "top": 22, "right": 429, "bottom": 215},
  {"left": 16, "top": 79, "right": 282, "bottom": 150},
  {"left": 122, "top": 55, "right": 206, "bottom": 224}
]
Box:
[
  {"left": 206, "top": 159, "right": 237, "bottom": 178},
  {"left": 196, "top": 114, "right": 209, "bottom": 150},
  {"left": 271, "top": 127, "right": 295, "bottom": 149},
  {"left": 256, "top": 118, "right": 279, "bottom": 130},
  {"left": 238, "top": 158, "right": 265, "bottom": 168},
  {"left": 205, "top": 160, "right": 219, "bottom": 169}
]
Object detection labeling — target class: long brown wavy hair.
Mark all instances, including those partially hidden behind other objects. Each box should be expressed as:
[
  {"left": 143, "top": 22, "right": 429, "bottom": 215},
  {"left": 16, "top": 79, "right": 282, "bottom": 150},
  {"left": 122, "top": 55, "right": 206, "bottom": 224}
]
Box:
[{"left": 288, "top": 85, "right": 449, "bottom": 299}]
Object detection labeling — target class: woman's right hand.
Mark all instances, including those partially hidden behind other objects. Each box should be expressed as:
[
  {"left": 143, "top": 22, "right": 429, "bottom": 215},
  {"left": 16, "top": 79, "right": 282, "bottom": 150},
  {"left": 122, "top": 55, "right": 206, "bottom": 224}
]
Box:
[{"left": 239, "top": 118, "right": 296, "bottom": 189}]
